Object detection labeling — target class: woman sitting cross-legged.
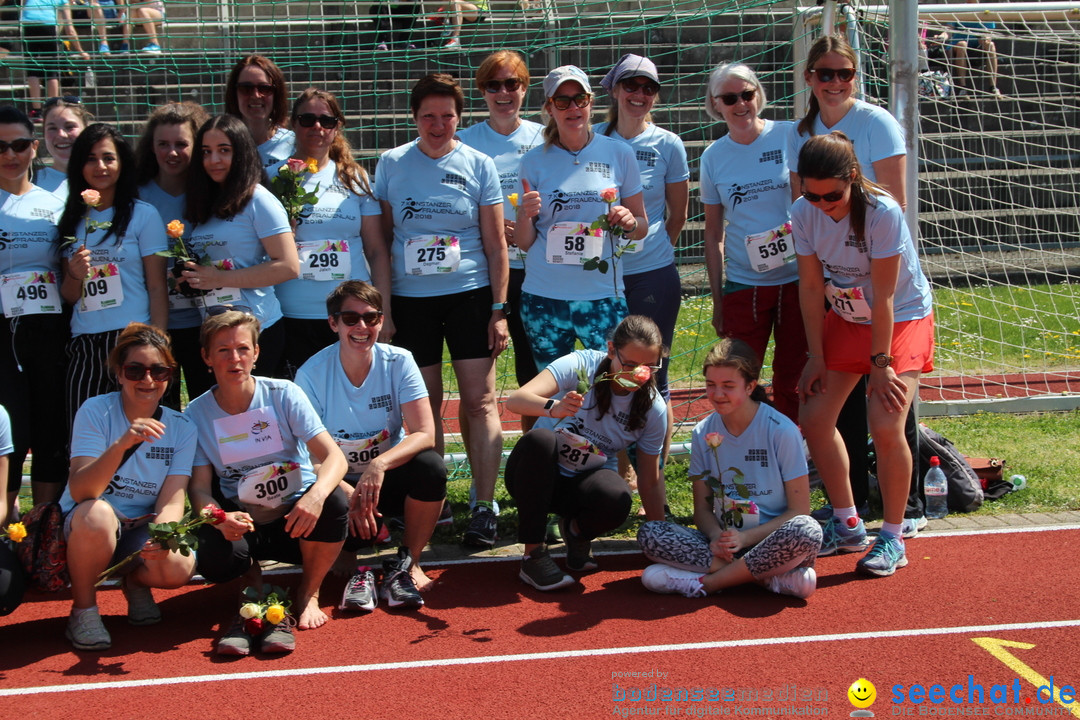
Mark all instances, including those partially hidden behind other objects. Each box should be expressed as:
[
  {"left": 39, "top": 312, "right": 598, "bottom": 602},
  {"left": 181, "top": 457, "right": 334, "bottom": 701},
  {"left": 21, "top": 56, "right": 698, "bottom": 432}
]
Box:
[
  {"left": 62, "top": 322, "right": 197, "bottom": 651},
  {"left": 637, "top": 338, "right": 822, "bottom": 599},
  {"left": 186, "top": 307, "right": 348, "bottom": 656}
]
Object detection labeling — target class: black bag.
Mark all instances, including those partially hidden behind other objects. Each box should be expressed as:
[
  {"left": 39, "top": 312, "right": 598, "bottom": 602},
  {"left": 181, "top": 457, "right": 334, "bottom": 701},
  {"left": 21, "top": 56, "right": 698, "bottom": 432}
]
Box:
[{"left": 916, "top": 424, "right": 984, "bottom": 513}]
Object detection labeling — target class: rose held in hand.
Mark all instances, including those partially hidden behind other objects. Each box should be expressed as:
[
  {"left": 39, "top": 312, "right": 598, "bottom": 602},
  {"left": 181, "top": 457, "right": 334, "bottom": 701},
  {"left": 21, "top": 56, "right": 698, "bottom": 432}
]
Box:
[
  {"left": 705, "top": 432, "right": 723, "bottom": 449},
  {"left": 166, "top": 219, "right": 185, "bottom": 239},
  {"left": 284, "top": 158, "right": 307, "bottom": 173},
  {"left": 80, "top": 189, "right": 102, "bottom": 207},
  {"left": 600, "top": 187, "right": 618, "bottom": 203}
]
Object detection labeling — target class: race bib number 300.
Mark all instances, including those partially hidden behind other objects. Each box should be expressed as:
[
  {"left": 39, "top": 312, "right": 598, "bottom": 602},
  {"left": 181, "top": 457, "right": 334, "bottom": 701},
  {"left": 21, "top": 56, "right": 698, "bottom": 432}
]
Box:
[
  {"left": 238, "top": 461, "right": 302, "bottom": 509},
  {"left": 405, "top": 235, "right": 461, "bottom": 275},
  {"left": 545, "top": 222, "right": 604, "bottom": 265},
  {"left": 0, "top": 271, "right": 61, "bottom": 317}
]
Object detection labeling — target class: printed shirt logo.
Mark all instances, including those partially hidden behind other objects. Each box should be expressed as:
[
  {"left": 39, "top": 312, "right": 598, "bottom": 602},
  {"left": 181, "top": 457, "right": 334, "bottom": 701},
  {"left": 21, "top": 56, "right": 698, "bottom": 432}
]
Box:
[
  {"left": 636, "top": 150, "right": 657, "bottom": 168},
  {"left": 760, "top": 149, "right": 783, "bottom": 164},
  {"left": 441, "top": 173, "right": 466, "bottom": 190}
]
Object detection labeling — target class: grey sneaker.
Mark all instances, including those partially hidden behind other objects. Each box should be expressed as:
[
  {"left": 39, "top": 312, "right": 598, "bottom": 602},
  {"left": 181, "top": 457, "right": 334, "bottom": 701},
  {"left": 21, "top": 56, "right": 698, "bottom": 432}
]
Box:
[
  {"left": 641, "top": 564, "right": 706, "bottom": 598},
  {"left": 215, "top": 614, "right": 252, "bottom": 656},
  {"left": 340, "top": 566, "right": 378, "bottom": 612},
  {"left": 519, "top": 547, "right": 575, "bottom": 591},
  {"left": 66, "top": 607, "right": 112, "bottom": 650},
  {"left": 259, "top": 618, "right": 296, "bottom": 653},
  {"left": 558, "top": 517, "right": 597, "bottom": 572},
  {"left": 462, "top": 505, "right": 498, "bottom": 548},
  {"left": 381, "top": 547, "right": 424, "bottom": 609},
  {"left": 766, "top": 567, "right": 817, "bottom": 599},
  {"left": 122, "top": 577, "right": 162, "bottom": 625},
  {"left": 900, "top": 516, "right": 928, "bottom": 539}
]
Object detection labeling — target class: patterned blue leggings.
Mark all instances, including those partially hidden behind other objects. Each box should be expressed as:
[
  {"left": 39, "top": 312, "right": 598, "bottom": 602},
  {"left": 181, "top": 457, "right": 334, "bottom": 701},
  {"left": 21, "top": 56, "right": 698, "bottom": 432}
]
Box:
[
  {"left": 636, "top": 515, "right": 822, "bottom": 580},
  {"left": 519, "top": 292, "right": 628, "bottom": 370}
]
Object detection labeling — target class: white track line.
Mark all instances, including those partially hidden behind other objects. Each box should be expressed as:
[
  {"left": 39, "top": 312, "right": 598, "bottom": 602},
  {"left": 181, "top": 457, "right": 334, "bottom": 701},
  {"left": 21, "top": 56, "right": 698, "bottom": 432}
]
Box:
[{"left": 4, "top": 618, "right": 1080, "bottom": 698}]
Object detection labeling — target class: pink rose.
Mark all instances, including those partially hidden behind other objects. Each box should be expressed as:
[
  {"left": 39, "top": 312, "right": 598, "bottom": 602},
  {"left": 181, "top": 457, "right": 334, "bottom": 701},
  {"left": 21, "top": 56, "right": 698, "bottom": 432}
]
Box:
[
  {"left": 705, "top": 432, "right": 723, "bottom": 449},
  {"left": 600, "top": 188, "right": 618, "bottom": 204},
  {"left": 630, "top": 365, "right": 651, "bottom": 385},
  {"left": 81, "top": 189, "right": 102, "bottom": 207},
  {"left": 285, "top": 158, "right": 307, "bottom": 173}
]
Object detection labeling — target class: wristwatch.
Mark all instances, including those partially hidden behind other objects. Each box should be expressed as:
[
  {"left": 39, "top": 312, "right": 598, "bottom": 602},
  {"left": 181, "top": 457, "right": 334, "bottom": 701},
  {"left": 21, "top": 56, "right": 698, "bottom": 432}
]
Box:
[
  {"left": 870, "top": 353, "right": 894, "bottom": 369},
  {"left": 543, "top": 398, "right": 556, "bottom": 417},
  {"left": 491, "top": 302, "right": 510, "bottom": 317}
]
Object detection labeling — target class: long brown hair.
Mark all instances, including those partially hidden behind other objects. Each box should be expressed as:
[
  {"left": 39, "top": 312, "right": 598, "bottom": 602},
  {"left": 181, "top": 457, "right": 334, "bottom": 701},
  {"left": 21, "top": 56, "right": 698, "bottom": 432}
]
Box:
[
  {"left": 797, "top": 34, "right": 857, "bottom": 137},
  {"left": 186, "top": 115, "right": 266, "bottom": 224},
  {"left": 588, "top": 315, "right": 667, "bottom": 432},
  {"left": 290, "top": 88, "right": 372, "bottom": 197},
  {"left": 224, "top": 55, "right": 290, "bottom": 131},
  {"left": 135, "top": 101, "right": 210, "bottom": 185},
  {"left": 797, "top": 131, "right": 887, "bottom": 249}
]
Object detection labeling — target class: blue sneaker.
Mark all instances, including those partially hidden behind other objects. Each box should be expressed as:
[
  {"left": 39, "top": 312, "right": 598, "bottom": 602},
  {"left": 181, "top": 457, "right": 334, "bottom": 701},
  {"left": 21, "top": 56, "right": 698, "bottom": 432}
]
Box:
[
  {"left": 98, "top": 41, "right": 110, "bottom": 53},
  {"left": 857, "top": 533, "right": 908, "bottom": 577},
  {"left": 817, "top": 516, "right": 870, "bottom": 556},
  {"left": 142, "top": 42, "right": 162, "bottom": 54}
]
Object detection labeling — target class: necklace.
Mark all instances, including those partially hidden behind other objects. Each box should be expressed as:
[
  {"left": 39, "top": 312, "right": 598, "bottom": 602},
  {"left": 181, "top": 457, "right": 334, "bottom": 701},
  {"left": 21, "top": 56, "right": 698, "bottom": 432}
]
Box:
[{"left": 556, "top": 132, "right": 591, "bottom": 165}]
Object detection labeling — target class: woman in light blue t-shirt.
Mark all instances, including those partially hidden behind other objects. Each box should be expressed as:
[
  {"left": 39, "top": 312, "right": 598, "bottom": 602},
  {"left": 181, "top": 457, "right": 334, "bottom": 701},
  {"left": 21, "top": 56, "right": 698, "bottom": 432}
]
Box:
[
  {"left": 180, "top": 114, "right": 300, "bottom": 390},
  {"left": 57, "top": 123, "right": 168, "bottom": 439},
  {"left": 224, "top": 55, "right": 296, "bottom": 169}
]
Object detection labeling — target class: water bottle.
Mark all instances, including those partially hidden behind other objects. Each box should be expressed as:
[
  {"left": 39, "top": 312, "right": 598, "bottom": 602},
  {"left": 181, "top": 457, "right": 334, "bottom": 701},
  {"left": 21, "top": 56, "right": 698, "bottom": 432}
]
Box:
[{"left": 924, "top": 456, "right": 949, "bottom": 519}]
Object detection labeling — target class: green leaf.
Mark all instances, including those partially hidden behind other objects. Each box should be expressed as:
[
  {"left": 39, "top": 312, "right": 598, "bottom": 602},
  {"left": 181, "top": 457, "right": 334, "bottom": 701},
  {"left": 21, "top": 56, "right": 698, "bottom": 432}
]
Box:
[
  {"left": 736, "top": 484, "right": 751, "bottom": 499},
  {"left": 583, "top": 258, "right": 599, "bottom": 271},
  {"left": 597, "top": 260, "right": 609, "bottom": 274}
]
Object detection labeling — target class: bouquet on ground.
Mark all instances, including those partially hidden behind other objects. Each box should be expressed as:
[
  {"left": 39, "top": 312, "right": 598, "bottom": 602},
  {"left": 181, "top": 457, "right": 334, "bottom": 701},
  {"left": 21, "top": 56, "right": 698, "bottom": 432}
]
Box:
[
  {"left": 155, "top": 219, "right": 210, "bottom": 298},
  {"left": 238, "top": 584, "right": 293, "bottom": 635},
  {"left": 95, "top": 504, "right": 227, "bottom": 586},
  {"left": 270, "top": 157, "right": 320, "bottom": 226},
  {"left": 689, "top": 433, "right": 754, "bottom": 530}
]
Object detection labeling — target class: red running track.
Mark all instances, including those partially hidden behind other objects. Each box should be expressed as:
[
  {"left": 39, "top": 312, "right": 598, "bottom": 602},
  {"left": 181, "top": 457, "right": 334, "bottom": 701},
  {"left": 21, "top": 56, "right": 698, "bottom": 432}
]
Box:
[{"left": 2, "top": 527, "right": 1078, "bottom": 719}]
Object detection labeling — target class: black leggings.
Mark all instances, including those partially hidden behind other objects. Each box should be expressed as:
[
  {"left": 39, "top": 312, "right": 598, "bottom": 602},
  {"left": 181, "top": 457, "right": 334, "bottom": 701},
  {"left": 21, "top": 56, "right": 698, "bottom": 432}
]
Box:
[
  {"left": 343, "top": 448, "right": 447, "bottom": 551},
  {"left": 194, "top": 486, "right": 349, "bottom": 583},
  {"left": 504, "top": 428, "right": 631, "bottom": 545}
]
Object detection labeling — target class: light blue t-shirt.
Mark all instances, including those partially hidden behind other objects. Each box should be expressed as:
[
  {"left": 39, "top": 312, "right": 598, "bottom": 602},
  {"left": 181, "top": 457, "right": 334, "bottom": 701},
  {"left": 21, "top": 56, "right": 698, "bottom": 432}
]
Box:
[
  {"left": 33, "top": 167, "right": 68, "bottom": 197},
  {"left": 533, "top": 349, "right": 667, "bottom": 475},
  {"left": 1, "top": 186, "right": 64, "bottom": 318},
  {"left": 258, "top": 127, "right": 297, "bottom": 170},
  {"left": 457, "top": 119, "right": 544, "bottom": 270},
  {"left": 791, "top": 192, "right": 932, "bottom": 323},
  {"left": 688, "top": 403, "right": 808, "bottom": 525},
  {"left": 518, "top": 135, "right": 643, "bottom": 301},
  {"left": 374, "top": 139, "right": 502, "bottom": 298},
  {"left": 787, "top": 99, "right": 906, "bottom": 184},
  {"left": 594, "top": 122, "right": 689, "bottom": 275},
  {"left": 0, "top": 405, "right": 11, "bottom": 456},
  {"left": 272, "top": 160, "right": 382, "bottom": 320},
  {"left": 186, "top": 184, "right": 291, "bottom": 328},
  {"left": 700, "top": 120, "right": 798, "bottom": 287},
  {"left": 139, "top": 180, "right": 200, "bottom": 330},
  {"left": 187, "top": 377, "right": 325, "bottom": 524},
  {"left": 21, "top": 0, "right": 65, "bottom": 26},
  {"left": 64, "top": 200, "right": 167, "bottom": 336},
  {"left": 294, "top": 342, "right": 428, "bottom": 483},
  {"left": 60, "top": 393, "right": 198, "bottom": 520}
]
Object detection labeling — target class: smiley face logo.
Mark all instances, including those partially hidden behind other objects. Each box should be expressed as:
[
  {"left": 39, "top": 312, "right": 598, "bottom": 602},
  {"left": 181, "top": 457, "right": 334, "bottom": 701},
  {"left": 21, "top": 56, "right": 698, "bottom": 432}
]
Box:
[{"left": 848, "top": 678, "right": 876, "bottom": 709}]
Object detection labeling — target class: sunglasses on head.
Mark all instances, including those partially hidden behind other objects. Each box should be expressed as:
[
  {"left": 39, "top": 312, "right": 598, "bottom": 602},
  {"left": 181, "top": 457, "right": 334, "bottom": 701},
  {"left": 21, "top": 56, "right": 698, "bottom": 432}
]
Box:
[
  {"left": 809, "top": 67, "right": 856, "bottom": 83},
  {"left": 619, "top": 78, "right": 660, "bottom": 96},
  {"left": 0, "top": 138, "right": 34, "bottom": 154},
  {"left": 484, "top": 78, "right": 522, "bottom": 93},
  {"left": 334, "top": 310, "right": 383, "bottom": 327},
  {"left": 206, "top": 303, "right": 254, "bottom": 316},
  {"left": 44, "top": 95, "right": 82, "bottom": 110},
  {"left": 237, "top": 82, "right": 274, "bottom": 96},
  {"left": 550, "top": 93, "right": 593, "bottom": 111},
  {"left": 122, "top": 363, "right": 173, "bottom": 382},
  {"left": 802, "top": 189, "right": 846, "bottom": 203},
  {"left": 295, "top": 113, "right": 339, "bottom": 129},
  {"left": 716, "top": 89, "right": 756, "bottom": 106}
]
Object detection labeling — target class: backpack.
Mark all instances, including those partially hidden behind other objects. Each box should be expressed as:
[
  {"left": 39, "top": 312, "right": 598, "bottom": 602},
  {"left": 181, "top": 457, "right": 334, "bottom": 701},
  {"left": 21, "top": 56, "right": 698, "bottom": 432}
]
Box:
[
  {"left": 916, "top": 424, "right": 984, "bottom": 513},
  {"left": 15, "top": 502, "right": 70, "bottom": 593}
]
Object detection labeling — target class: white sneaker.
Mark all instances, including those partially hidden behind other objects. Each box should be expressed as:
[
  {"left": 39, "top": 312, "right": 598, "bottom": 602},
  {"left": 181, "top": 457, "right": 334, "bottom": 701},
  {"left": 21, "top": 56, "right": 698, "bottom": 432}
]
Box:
[
  {"left": 766, "top": 567, "right": 817, "bottom": 599},
  {"left": 900, "top": 516, "right": 928, "bottom": 539},
  {"left": 66, "top": 607, "right": 112, "bottom": 650},
  {"left": 641, "top": 564, "right": 706, "bottom": 598}
]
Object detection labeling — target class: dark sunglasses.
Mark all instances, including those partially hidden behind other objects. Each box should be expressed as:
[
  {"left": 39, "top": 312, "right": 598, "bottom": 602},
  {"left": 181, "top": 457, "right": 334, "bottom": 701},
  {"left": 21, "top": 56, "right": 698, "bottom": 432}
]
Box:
[
  {"left": 619, "top": 78, "right": 660, "bottom": 96},
  {"left": 716, "top": 89, "right": 756, "bottom": 106},
  {"left": 550, "top": 93, "right": 593, "bottom": 111},
  {"left": 0, "top": 138, "right": 34, "bottom": 154},
  {"left": 236, "top": 82, "right": 274, "bottom": 96},
  {"left": 206, "top": 303, "right": 254, "bottom": 316},
  {"left": 44, "top": 95, "right": 82, "bottom": 110},
  {"left": 295, "top": 113, "right": 340, "bottom": 129},
  {"left": 809, "top": 67, "right": 856, "bottom": 83},
  {"left": 484, "top": 78, "right": 522, "bottom": 93},
  {"left": 122, "top": 363, "right": 173, "bottom": 382},
  {"left": 802, "top": 189, "right": 846, "bottom": 203},
  {"left": 334, "top": 310, "right": 383, "bottom": 327}
]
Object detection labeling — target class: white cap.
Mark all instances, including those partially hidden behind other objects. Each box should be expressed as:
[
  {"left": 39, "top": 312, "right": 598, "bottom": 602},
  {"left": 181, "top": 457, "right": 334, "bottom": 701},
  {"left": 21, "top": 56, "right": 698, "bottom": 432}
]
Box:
[{"left": 542, "top": 65, "right": 592, "bottom": 98}]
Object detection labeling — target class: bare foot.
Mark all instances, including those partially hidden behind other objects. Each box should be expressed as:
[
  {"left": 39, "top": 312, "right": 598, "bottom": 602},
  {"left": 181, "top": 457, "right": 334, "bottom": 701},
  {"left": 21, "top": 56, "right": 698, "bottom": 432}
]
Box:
[
  {"left": 297, "top": 594, "right": 329, "bottom": 630},
  {"left": 410, "top": 563, "right": 435, "bottom": 592}
]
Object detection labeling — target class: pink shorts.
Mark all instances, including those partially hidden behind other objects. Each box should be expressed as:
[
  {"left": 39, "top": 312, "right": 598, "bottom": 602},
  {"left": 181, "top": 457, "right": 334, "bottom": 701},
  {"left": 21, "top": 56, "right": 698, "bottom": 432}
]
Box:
[{"left": 823, "top": 312, "right": 935, "bottom": 375}]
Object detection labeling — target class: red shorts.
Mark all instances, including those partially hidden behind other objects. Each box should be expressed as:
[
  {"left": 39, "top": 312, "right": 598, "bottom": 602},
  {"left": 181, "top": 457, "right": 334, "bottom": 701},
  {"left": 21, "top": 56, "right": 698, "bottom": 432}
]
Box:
[{"left": 823, "top": 312, "right": 935, "bottom": 375}]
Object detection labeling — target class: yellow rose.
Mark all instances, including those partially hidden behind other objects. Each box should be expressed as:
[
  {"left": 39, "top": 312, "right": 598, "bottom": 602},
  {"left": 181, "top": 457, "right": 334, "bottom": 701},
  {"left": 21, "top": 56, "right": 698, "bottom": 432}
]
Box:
[
  {"left": 306, "top": 158, "right": 319, "bottom": 174},
  {"left": 6, "top": 522, "right": 27, "bottom": 543},
  {"left": 265, "top": 604, "right": 286, "bottom": 625},
  {"left": 507, "top": 193, "right": 519, "bottom": 208}
]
